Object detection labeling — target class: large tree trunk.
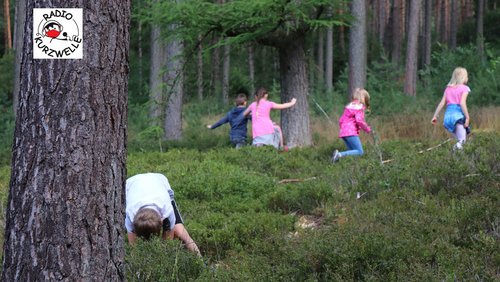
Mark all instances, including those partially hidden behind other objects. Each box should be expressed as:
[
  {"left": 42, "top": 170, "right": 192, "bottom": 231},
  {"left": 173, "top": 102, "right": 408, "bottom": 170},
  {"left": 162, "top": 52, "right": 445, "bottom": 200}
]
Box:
[
  {"left": 149, "top": 26, "right": 167, "bottom": 124},
  {"left": 222, "top": 43, "right": 230, "bottom": 105},
  {"left": 164, "top": 27, "right": 184, "bottom": 140},
  {"left": 316, "top": 29, "right": 324, "bottom": 83},
  {"left": 12, "top": 0, "right": 26, "bottom": 117},
  {"left": 449, "top": 0, "right": 458, "bottom": 49},
  {"left": 348, "top": 0, "right": 367, "bottom": 97},
  {"left": 2, "top": 1, "right": 129, "bottom": 280},
  {"left": 404, "top": 0, "right": 421, "bottom": 96},
  {"left": 278, "top": 38, "right": 312, "bottom": 147}
]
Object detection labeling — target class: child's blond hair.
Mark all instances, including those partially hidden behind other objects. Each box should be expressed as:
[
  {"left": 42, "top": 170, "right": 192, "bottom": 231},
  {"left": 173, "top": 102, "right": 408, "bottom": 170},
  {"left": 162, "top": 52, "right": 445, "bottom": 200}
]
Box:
[
  {"left": 133, "top": 208, "right": 162, "bottom": 240},
  {"left": 352, "top": 88, "right": 370, "bottom": 111},
  {"left": 447, "top": 67, "right": 468, "bottom": 86}
]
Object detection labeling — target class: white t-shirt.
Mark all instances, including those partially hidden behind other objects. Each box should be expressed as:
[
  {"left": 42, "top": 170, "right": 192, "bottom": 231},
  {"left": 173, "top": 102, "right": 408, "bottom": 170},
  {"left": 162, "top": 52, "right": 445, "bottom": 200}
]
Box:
[{"left": 125, "top": 173, "right": 176, "bottom": 232}]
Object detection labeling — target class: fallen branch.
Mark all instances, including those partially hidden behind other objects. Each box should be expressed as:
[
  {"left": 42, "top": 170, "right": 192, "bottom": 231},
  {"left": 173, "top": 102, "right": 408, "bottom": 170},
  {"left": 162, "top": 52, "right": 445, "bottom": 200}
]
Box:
[
  {"left": 418, "top": 138, "right": 451, "bottom": 154},
  {"left": 278, "top": 177, "right": 317, "bottom": 184},
  {"left": 382, "top": 159, "right": 394, "bottom": 164}
]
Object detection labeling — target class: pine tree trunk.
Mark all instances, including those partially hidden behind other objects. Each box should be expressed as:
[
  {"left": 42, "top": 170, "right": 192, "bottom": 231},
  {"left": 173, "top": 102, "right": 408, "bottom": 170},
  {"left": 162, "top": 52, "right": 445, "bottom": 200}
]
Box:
[
  {"left": 476, "top": 0, "right": 485, "bottom": 61},
  {"left": 149, "top": 26, "right": 167, "bottom": 125},
  {"left": 316, "top": 29, "right": 324, "bottom": 83},
  {"left": 450, "top": 0, "right": 458, "bottom": 49},
  {"left": 247, "top": 44, "right": 255, "bottom": 96},
  {"left": 348, "top": 0, "right": 367, "bottom": 97},
  {"left": 2, "top": 1, "right": 129, "bottom": 280},
  {"left": 423, "top": 0, "right": 432, "bottom": 68},
  {"left": 197, "top": 34, "right": 203, "bottom": 101},
  {"left": 222, "top": 43, "right": 230, "bottom": 105},
  {"left": 404, "top": 0, "right": 421, "bottom": 96},
  {"left": 325, "top": 7, "right": 333, "bottom": 91},
  {"left": 391, "top": 0, "right": 403, "bottom": 65},
  {"left": 209, "top": 35, "right": 221, "bottom": 97},
  {"left": 278, "top": 37, "right": 312, "bottom": 147},
  {"left": 3, "top": 0, "right": 12, "bottom": 52},
  {"left": 164, "top": 27, "right": 184, "bottom": 140},
  {"left": 12, "top": 0, "right": 26, "bottom": 117}
]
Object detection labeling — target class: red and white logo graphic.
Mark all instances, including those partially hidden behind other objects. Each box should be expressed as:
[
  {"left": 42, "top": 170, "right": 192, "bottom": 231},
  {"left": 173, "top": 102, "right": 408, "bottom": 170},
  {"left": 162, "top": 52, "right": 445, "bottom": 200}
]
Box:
[{"left": 33, "top": 9, "right": 83, "bottom": 59}]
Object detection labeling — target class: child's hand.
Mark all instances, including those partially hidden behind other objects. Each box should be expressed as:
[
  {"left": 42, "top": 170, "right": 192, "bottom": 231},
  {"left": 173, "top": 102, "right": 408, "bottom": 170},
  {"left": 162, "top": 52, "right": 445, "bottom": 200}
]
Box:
[
  {"left": 207, "top": 125, "right": 212, "bottom": 129},
  {"left": 431, "top": 117, "right": 437, "bottom": 125},
  {"left": 290, "top": 98, "right": 297, "bottom": 105},
  {"left": 464, "top": 118, "right": 469, "bottom": 127}
]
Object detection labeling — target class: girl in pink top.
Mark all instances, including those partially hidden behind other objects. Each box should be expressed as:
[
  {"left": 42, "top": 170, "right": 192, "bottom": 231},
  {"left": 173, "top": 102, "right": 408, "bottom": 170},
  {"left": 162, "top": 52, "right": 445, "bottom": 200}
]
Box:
[
  {"left": 243, "top": 87, "right": 296, "bottom": 149},
  {"left": 331, "top": 88, "right": 372, "bottom": 162},
  {"left": 431, "top": 67, "right": 471, "bottom": 150}
]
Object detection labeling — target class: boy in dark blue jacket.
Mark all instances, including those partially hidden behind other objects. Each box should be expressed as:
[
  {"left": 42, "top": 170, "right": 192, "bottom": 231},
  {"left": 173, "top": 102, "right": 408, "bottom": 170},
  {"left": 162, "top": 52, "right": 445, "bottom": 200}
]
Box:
[{"left": 207, "top": 93, "right": 250, "bottom": 148}]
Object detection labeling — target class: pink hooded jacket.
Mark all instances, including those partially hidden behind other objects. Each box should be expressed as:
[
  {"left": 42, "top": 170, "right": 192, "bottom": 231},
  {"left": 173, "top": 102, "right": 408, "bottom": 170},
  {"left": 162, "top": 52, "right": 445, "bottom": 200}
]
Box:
[{"left": 338, "top": 101, "right": 371, "bottom": 138}]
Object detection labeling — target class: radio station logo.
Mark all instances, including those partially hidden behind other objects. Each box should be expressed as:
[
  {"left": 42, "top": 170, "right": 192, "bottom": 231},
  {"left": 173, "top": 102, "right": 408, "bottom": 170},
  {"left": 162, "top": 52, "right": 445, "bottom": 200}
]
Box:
[{"left": 33, "top": 8, "right": 83, "bottom": 59}]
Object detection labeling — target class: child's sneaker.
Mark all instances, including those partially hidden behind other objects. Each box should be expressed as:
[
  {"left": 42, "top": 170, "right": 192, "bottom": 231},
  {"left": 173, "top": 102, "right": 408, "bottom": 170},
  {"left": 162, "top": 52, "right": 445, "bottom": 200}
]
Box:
[
  {"left": 331, "top": 150, "right": 341, "bottom": 163},
  {"left": 453, "top": 141, "right": 464, "bottom": 151}
]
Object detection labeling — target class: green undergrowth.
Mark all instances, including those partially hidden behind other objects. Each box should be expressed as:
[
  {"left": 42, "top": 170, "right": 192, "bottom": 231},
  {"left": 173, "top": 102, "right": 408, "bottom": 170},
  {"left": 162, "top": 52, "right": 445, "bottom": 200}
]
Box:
[{"left": 125, "top": 132, "right": 499, "bottom": 281}]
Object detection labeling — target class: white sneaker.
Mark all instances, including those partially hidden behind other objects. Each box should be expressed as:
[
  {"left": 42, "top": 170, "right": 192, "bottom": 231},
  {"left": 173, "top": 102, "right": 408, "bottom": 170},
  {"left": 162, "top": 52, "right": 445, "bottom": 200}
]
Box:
[
  {"left": 453, "top": 141, "right": 464, "bottom": 151},
  {"left": 331, "top": 150, "right": 341, "bottom": 163}
]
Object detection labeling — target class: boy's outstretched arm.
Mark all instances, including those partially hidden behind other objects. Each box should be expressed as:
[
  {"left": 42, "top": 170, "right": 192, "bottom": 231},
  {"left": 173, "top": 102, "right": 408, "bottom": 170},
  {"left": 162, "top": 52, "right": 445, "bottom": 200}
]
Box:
[{"left": 208, "top": 114, "right": 229, "bottom": 129}]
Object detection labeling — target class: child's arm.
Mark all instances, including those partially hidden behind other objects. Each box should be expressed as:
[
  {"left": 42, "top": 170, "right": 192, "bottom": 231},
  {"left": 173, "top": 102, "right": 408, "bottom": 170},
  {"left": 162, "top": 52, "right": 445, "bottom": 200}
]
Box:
[
  {"left": 460, "top": 92, "right": 470, "bottom": 127},
  {"left": 127, "top": 232, "right": 137, "bottom": 245},
  {"left": 243, "top": 107, "right": 251, "bottom": 116},
  {"left": 431, "top": 94, "right": 446, "bottom": 124},
  {"left": 272, "top": 98, "right": 297, "bottom": 110},
  {"left": 208, "top": 115, "right": 229, "bottom": 129},
  {"left": 355, "top": 110, "right": 371, "bottom": 133}
]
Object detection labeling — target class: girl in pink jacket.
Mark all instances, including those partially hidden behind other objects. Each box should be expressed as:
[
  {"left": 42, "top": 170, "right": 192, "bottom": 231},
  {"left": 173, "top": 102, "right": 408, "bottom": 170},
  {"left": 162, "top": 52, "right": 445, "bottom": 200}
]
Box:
[{"left": 331, "top": 88, "right": 372, "bottom": 162}]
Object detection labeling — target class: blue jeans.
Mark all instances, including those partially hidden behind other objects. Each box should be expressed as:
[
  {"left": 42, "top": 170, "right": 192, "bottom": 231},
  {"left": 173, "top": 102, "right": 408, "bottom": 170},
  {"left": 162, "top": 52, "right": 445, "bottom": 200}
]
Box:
[{"left": 340, "top": 136, "right": 364, "bottom": 157}]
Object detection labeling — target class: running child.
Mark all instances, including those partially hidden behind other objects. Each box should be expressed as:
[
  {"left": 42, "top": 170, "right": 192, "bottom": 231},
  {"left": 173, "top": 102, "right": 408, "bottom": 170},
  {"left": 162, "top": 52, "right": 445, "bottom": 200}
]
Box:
[
  {"left": 331, "top": 88, "right": 372, "bottom": 162},
  {"left": 207, "top": 93, "right": 250, "bottom": 148},
  {"left": 431, "top": 67, "right": 471, "bottom": 150},
  {"left": 243, "top": 87, "right": 296, "bottom": 149}
]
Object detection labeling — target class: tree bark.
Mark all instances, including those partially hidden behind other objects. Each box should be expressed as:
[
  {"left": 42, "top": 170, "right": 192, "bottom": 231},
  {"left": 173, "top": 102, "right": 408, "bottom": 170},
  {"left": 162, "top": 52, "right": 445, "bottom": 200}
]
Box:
[
  {"left": 247, "top": 44, "right": 255, "bottom": 96},
  {"left": 222, "top": 43, "right": 230, "bottom": 105},
  {"left": 390, "top": 0, "right": 403, "bottom": 65},
  {"left": 348, "top": 0, "right": 367, "bottom": 97},
  {"left": 209, "top": 35, "right": 221, "bottom": 98},
  {"left": 164, "top": 26, "right": 184, "bottom": 140},
  {"left": 316, "top": 29, "right": 324, "bottom": 83},
  {"left": 450, "top": 0, "right": 458, "bottom": 49},
  {"left": 422, "top": 0, "right": 432, "bottom": 68},
  {"left": 404, "top": 0, "right": 421, "bottom": 96},
  {"left": 197, "top": 34, "right": 203, "bottom": 101},
  {"left": 3, "top": 0, "right": 12, "bottom": 52},
  {"left": 12, "top": 0, "right": 26, "bottom": 117},
  {"left": 476, "top": 0, "right": 485, "bottom": 61},
  {"left": 278, "top": 37, "right": 312, "bottom": 147},
  {"left": 2, "top": 1, "right": 129, "bottom": 280},
  {"left": 325, "top": 8, "right": 333, "bottom": 91},
  {"left": 149, "top": 26, "right": 167, "bottom": 125}
]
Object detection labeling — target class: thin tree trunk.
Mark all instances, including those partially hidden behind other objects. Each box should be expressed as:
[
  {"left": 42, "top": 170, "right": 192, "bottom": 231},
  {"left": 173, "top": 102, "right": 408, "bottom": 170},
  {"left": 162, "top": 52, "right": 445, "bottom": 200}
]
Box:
[
  {"left": 391, "top": 0, "right": 402, "bottom": 65},
  {"left": 248, "top": 44, "right": 255, "bottom": 96},
  {"left": 197, "top": 34, "right": 203, "bottom": 101},
  {"left": 278, "top": 38, "right": 312, "bottom": 147},
  {"left": 423, "top": 0, "right": 432, "bottom": 68},
  {"left": 2, "top": 2, "right": 129, "bottom": 280},
  {"left": 209, "top": 35, "right": 221, "bottom": 97},
  {"left": 404, "top": 0, "right": 421, "bottom": 96},
  {"left": 3, "top": 0, "right": 12, "bottom": 52},
  {"left": 149, "top": 26, "right": 167, "bottom": 125},
  {"left": 12, "top": 0, "right": 26, "bottom": 117},
  {"left": 325, "top": 25, "right": 333, "bottom": 91},
  {"left": 164, "top": 26, "right": 184, "bottom": 140},
  {"left": 450, "top": 0, "right": 458, "bottom": 49},
  {"left": 348, "top": 0, "right": 367, "bottom": 97},
  {"left": 316, "top": 29, "right": 324, "bottom": 83},
  {"left": 476, "top": 0, "right": 485, "bottom": 61},
  {"left": 222, "top": 43, "right": 230, "bottom": 105}
]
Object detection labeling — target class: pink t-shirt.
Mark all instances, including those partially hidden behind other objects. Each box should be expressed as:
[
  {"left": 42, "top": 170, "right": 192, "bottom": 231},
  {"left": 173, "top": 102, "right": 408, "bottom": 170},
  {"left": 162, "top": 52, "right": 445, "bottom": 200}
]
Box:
[
  {"left": 445, "top": 84, "right": 471, "bottom": 105},
  {"left": 248, "top": 99, "right": 276, "bottom": 138}
]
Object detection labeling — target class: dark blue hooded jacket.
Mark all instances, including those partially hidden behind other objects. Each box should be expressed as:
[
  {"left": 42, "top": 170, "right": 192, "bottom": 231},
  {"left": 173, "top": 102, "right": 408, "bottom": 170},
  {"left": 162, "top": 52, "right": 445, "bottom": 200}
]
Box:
[{"left": 211, "top": 107, "right": 250, "bottom": 143}]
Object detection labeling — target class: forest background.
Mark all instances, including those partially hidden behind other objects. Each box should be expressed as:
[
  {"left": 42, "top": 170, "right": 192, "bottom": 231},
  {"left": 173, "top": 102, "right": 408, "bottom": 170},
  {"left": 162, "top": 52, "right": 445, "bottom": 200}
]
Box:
[{"left": 0, "top": 0, "right": 499, "bottom": 280}]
